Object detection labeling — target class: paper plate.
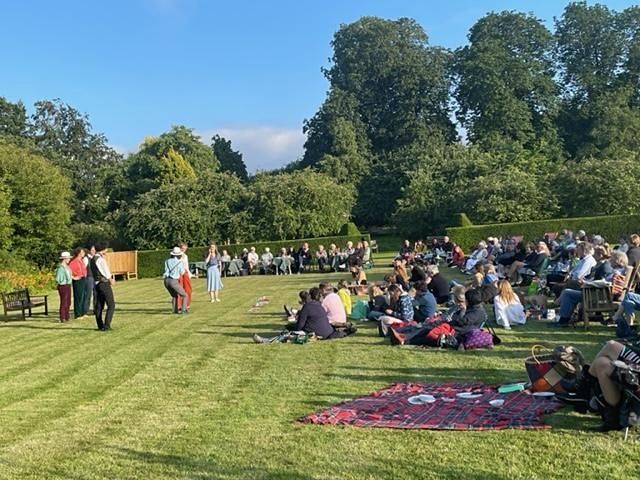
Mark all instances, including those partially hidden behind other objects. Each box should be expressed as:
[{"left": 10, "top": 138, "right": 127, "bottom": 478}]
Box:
[
  {"left": 456, "top": 392, "right": 482, "bottom": 399},
  {"left": 532, "top": 391, "right": 555, "bottom": 397},
  {"left": 408, "top": 394, "right": 436, "bottom": 405}
]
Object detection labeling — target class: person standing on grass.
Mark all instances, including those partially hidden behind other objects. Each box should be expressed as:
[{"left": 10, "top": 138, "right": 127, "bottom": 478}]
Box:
[
  {"left": 177, "top": 242, "right": 192, "bottom": 311},
  {"left": 163, "top": 247, "right": 188, "bottom": 314},
  {"left": 55, "top": 251, "right": 73, "bottom": 322},
  {"left": 205, "top": 243, "right": 223, "bottom": 302},
  {"left": 83, "top": 245, "right": 96, "bottom": 315},
  {"left": 90, "top": 241, "right": 116, "bottom": 331},
  {"left": 68, "top": 247, "right": 87, "bottom": 319}
]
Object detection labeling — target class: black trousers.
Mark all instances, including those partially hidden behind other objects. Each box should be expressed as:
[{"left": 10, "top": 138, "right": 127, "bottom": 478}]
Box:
[{"left": 95, "top": 282, "right": 115, "bottom": 330}]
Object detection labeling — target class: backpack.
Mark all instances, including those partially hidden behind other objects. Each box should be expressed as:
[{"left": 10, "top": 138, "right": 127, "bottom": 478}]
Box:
[{"left": 349, "top": 300, "right": 369, "bottom": 321}]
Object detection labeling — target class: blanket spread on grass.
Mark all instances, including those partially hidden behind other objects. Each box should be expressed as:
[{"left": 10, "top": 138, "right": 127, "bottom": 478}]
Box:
[{"left": 299, "top": 382, "right": 562, "bottom": 430}]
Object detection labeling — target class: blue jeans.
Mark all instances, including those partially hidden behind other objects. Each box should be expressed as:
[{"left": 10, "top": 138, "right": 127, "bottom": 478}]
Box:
[
  {"left": 622, "top": 291, "right": 640, "bottom": 316},
  {"left": 558, "top": 289, "right": 582, "bottom": 319}
]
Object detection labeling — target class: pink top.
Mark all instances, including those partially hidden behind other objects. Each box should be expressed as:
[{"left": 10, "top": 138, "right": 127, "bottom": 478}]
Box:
[
  {"left": 69, "top": 257, "right": 87, "bottom": 278},
  {"left": 322, "top": 292, "right": 347, "bottom": 325}
]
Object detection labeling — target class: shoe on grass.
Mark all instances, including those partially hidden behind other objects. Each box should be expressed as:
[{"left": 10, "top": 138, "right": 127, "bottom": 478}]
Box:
[{"left": 253, "top": 334, "right": 269, "bottom": 344}]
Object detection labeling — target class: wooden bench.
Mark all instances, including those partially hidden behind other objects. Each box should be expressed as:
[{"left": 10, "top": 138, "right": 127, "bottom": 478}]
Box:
[{"left": 2, "top": 288, "right": 49, "bottom": 320}]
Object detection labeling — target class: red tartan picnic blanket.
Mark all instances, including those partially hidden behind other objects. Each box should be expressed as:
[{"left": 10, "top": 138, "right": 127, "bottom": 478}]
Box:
[{"left": 298, "top": 382, "right": 562, "bottom": 430}]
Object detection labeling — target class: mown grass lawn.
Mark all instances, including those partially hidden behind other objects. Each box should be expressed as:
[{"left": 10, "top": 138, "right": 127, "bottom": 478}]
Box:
[{"left": 0, "top": 253, "right": 638, "bottom": 479}]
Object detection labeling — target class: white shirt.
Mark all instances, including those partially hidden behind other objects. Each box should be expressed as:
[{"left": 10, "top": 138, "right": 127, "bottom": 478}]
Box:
[{"left": 94, "top": 253, "right": 112, "bottom": 282}]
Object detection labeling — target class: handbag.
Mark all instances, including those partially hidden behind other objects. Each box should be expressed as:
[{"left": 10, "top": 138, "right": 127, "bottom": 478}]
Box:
[
  {"left": 525, "top": 345, "right": 583, "bottom": 393},
  {"left": 463, "top": 328, "right": 494, "bottom": 349}
]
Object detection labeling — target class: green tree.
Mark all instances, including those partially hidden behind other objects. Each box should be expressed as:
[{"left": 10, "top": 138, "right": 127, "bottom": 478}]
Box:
[
  {"left": 317, "top": 117, "right": 369, "bottom": 186},
  {"left": 0, "top": 180, "right": 13, "bottom": 250},
  {"left": 0, "top": 143, "right": 72, "bottom": 265},
  {"left": 28, "top": 98, "right": 122, "bottom": 223},
  {"left": 325, "top": 17, "right": 455, "bottom": 152},
  {"left": 556, "top": 156, "right": 640, "bottom": 217},
  {"left": 0, "top": 97, "right": 28, "bottom": 138},
  {"left": 142, "top": 126, "right": 219, "bottom": 173},
  {"left": 212, "top": 134, "right": 248, "bottom": 182},
  {"left": 554, "top": 2, "right": 640, "bottom": 157},
  {"left": 248, "top": 170, "right": 354, "bottom": 240},
  {"left": 120, "top": 172, "right": 248, "bottom": 249},
  {"left": 454, "top": 12, "right": 560, "bottom": 151},
  {"left": 159, "top": 146, "right": 196, "bottom": 184}
]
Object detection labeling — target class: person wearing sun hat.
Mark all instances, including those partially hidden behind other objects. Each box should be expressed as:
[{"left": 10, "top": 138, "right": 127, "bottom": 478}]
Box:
[
  {"left": 163, "top": 246, "right": 188, "bottom": 314},
  {"left": 55, "top": 251, "right": 73, "bottom": 322}
]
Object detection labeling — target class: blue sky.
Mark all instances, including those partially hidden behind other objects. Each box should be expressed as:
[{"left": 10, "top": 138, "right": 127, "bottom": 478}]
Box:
[{"left": 1, "top": 0, "right": 635, "bottom": 171}]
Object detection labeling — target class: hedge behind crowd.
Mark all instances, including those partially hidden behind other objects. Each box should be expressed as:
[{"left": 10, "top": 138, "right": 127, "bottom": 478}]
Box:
[
  {"left": 137, "top": 233, "right": 371, "bottom": 278},
  {"left": 446, "top": 214, "right": 640, "bottom": 251}
]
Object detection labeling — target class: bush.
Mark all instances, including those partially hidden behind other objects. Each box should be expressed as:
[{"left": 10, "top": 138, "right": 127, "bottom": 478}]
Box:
[
  {"left": 339, "top": 222, "right": 361, "bottom": 236},
  {"left": 0, "top": 250, "right": 55, "bottom": 293},
  {"left": 137, "top": 234, "right": 371, "bottom": 278},
  {"left": 446, "top": 214, "right": 640, "bottom": 251}
]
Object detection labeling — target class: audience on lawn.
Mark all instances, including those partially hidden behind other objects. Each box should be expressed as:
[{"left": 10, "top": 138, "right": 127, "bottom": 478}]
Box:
[{"left": 253, "top": 287, "right": 356, "bottom": 343}]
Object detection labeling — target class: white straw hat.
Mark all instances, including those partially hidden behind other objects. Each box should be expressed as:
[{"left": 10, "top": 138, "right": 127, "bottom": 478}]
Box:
[
  {"left": 59, "top": 251, "right": 71, "bottom": 260},
  {"left": 170, "top": 246, "right": 183, "bottom": 256}
]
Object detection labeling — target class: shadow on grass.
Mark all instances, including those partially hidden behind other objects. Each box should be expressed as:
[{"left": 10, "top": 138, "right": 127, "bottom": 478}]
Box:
[
  {"left": 109, "top": 446, "right": 318, "bottom": 479},
  {"left": 326, "top": 365, "right": 524, "bottom": 385},
  {"left": 0, "top": 324, "right": 97, "bottom": 331}
]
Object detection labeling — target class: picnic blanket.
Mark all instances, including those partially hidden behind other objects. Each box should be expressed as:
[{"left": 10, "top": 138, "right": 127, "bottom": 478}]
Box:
[{"left": 298, "top": 382, "right": 561, "bottom": 430}]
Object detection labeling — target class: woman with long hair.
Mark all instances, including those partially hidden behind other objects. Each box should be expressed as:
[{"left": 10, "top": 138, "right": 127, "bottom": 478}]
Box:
[
  {"left": 494, "top": 280, "right": 526, "bottom": 329},
  {"left": 205, "top": 243, "right": 223, "bottom": 302}
]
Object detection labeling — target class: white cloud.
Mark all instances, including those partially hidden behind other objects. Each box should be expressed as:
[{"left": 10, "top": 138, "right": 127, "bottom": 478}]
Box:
[{"left": 199, "top": 126, "right": 306, "bottom": 173}]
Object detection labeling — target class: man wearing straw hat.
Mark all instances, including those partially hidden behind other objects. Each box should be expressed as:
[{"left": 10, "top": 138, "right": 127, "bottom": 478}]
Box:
[{"left": 164, "top": 246, "right": 188, "bottom": 314}]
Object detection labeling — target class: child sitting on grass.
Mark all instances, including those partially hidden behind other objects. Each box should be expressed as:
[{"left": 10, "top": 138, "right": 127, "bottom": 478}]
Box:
[{"left": 337, "top": 280, "right": 352, "bottom": 317}]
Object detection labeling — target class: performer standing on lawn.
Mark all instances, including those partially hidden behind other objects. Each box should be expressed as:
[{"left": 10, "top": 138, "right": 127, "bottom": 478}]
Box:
[
  {"left": 163, "top": 247, "right": 188, "bottom": 314},
  {"left": 90, "top": 241, "right": 116, "bottom": 331},
  {"left": 69, "top": 247, "right": 87, "bottom": 319},
  {"left": 55, "top": 251, "right": 73, "bottom": 322},
  {"left": 205, "top": 243, "right": 223, "bottom": 302},
  {"left": 177, "top": 242, "right": 192, "bottom": 311}
]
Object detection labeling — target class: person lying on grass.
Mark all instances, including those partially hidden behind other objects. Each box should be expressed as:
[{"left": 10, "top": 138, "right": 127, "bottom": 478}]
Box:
[{"left": 254, "top": 287, "right": 356, "bottom": 343}]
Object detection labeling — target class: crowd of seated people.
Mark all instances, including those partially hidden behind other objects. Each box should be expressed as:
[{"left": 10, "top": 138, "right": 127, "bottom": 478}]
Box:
[{"left": 218, "top": 239, "right": 372, "bottom": 276}]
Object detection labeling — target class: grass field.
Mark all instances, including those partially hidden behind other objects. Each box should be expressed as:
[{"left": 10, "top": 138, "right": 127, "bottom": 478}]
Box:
[{"left": 0, "top": 253, "right": 638, "bottom": 479}]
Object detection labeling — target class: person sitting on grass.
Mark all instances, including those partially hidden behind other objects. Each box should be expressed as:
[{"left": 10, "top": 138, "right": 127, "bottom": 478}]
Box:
[
  {"left": 378, "top": 284, "right": 414, "bottom": 336},
  {"left": 320, "top": 283, "right": 347, "bottom": 326},
  {"left": 336, "top": 280, "right": 352, "bottom": 317},
  {"left": 413, "top": 280, "right": 437, "bottom": 322},
  {"left": 393, "top": 260, "right": 411, "bottom": 292},
  {"left": 367, "top": 284, "right": 389, "bottom": 321},
  {"left": 350, "top": 264, "right": 367, "bottom": 285},
  {"left": 494, "top": 280, "right": 526, "bottom": 329},
  {"left": 425, "top": 264, "right": 450, "bottom": 304},
  {"left": 448, "top": 244, "right": 465, "bottom": 269},
  {"left": 254, "top": 287, "right": 355, "bottom": 343},
  {"left": 464, "top": 241, "right": 488, "bottom": 273},
  {"left": 449, "top": 288, "right": 487, "bottom": 344}
]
